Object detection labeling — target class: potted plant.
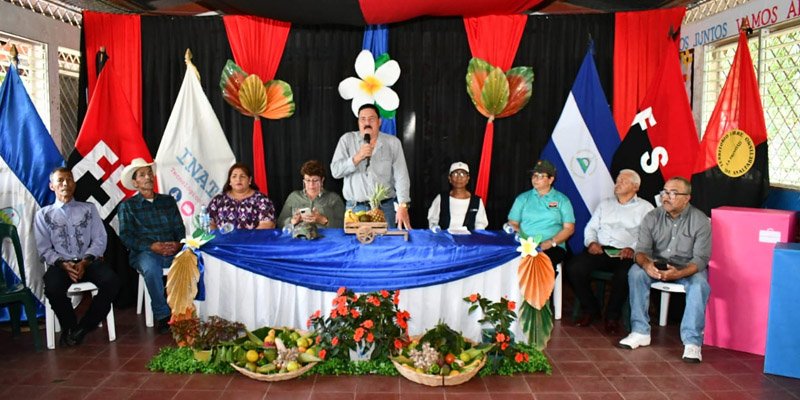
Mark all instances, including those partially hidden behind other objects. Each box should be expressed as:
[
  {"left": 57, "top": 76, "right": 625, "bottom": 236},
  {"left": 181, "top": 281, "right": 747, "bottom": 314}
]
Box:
[
  {"left": 308, "top": 287, "right": 411, "bottom": 361},
  {"left": 170, "top": 315, "right": 245, "bottom": 362}
]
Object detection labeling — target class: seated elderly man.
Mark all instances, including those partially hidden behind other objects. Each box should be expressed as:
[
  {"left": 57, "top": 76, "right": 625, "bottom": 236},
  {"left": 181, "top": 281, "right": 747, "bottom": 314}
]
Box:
[
  {"left": 427, "top": 161, "right": 488, "bottom": 231},
  {"left": 567, "top": 169, "right": 653, "bottom": 334},
  {"left": 118, "top": 158, "right": 185, "bottom": 334},
  {"left": 35, "top": 167, "right": 120, "bottom": 347},
  {"left": 618, "top": 177, "right": 711, "bottom": 363}
]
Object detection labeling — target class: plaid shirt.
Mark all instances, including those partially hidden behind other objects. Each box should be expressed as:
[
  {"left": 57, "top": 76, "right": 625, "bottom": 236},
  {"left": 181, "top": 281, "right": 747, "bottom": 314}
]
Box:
[{"left": 118, "top": 193, "right": 185, "bottom": 252}]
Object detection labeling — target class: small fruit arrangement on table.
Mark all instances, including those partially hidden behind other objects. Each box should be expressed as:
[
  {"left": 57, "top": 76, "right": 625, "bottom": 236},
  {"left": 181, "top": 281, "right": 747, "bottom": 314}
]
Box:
[
  {"left": 343, "top": 184, "right": 408, "bottom": 244},
  {"left": 227, "top": 327, "right": 322, "bottom": 381},
  {"left": 391, "top": 322, "right": 492, "bottom": 386}
]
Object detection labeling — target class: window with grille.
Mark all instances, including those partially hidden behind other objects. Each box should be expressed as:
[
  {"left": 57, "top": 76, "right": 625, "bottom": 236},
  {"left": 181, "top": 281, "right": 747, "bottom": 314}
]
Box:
[
  {"left": 58, "top": 47, "right": 80, "bottom": 158},
  {"left": 702, "top": 24, "right": 800, "bottom": 189},
  {"left": 0, "top": 32, "right": 50, "bottom": 131}
]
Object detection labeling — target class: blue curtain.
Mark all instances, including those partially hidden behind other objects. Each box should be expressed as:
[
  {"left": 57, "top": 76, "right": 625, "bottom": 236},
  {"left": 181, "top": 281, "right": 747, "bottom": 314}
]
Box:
[{"left": 363, "top": 24, "right": 397, "bottom": 135}]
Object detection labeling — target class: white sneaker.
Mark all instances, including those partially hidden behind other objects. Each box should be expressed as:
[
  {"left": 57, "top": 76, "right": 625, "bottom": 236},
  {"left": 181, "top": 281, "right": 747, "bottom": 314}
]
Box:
[
  {"left": 617, "top": 332, "right": 651, "bottom": 349},
  {"left": 682, "top": 344, "right": 702, "bottom": 363}
]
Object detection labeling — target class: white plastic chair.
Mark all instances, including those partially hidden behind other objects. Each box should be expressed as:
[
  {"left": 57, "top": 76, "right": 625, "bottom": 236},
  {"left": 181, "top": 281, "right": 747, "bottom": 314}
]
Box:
[
  {"left": 650, "top": 282, "right": 686, "bottom": 326},
  {"left": 554, "top": 262, "right": 563, "bottom": 320},
  {"left": 45, "top": 281, "right": 116, "bottom": 349},
  {"left": 136, "top": 268, "right": 169, "bottom": 327}
]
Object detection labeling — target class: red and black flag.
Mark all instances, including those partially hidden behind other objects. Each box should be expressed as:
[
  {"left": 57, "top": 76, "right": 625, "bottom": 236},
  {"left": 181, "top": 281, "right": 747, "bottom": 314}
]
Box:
[
  {"left": 691, "top": 29, "right": 769, "bottom": 215},
  {"left": 611, "top": 40, "right": 700, "bottom": 206},
  {"left": 68, "top": 60, "right": 153, "bottom": 306}
]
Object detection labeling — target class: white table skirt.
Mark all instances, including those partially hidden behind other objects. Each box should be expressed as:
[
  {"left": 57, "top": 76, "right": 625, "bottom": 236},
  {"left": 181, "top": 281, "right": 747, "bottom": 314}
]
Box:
[{"left": 197, "top": 253, "right": 525, "bottom": 343}]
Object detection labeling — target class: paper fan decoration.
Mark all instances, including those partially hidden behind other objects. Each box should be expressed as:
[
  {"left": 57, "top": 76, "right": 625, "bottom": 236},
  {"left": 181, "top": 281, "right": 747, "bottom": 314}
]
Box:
[
  {"left": 220, "top": 60, "right": 295, "bottom": 119},
  {"left": 338, "top": 50, "right": 401, "bottom": 117},
  {"left": 166, "top": 230, "right": 214, "bottom": 322},
  {"left": 466, "top": 57, "right": 533, "bottom": 120}
]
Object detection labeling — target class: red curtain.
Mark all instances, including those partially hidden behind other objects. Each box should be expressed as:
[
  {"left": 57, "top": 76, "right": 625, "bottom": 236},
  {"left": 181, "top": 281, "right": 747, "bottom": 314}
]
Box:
[
  {"left": 82, "top": 11, "right": 142, "bottom": 127},
  {"left": 463, "top": 14, "right": 527, "bottom": 203},
  {"left": 613, "top": 7, "right": 685, "bottom": 138},
  {"left": 223, "top": 16, "right": 291, "bottom": 196},
  {"left": 362, "top": 0, "right": 544, "bottom": 25}
]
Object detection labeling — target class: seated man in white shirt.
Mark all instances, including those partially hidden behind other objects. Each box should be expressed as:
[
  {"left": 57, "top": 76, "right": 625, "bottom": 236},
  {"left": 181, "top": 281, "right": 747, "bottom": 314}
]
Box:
[
  {"left": 427, "top": 162, "right": 488, "bottom": 231},
  {"left": 566, "top": 169, "right": 653, "bottom": 334}
]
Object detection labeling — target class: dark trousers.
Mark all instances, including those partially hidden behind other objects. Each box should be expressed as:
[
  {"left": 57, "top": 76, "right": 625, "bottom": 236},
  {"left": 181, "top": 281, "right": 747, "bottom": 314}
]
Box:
[
  {"left": 566, "top": 251, "right": 632, "bottom": 320},
  {"left": 544, "top": 246, "right": 567, "bottom": 269},
  {"left": 43, "top": 260, "right": 120, "bottom": 331}
]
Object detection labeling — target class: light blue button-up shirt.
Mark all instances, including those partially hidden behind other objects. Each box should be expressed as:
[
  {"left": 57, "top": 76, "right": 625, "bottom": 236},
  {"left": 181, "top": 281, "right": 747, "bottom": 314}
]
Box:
[{"left": 34, "top": 199, "right": 107, "bottom": 265}]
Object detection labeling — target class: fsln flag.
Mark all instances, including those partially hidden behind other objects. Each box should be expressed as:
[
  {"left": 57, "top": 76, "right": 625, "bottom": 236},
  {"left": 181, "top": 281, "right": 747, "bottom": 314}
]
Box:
[
  {"left": 155, "top": 61, "right": 235, "bottom": 230},
  {"left": 611, "top": 40, "right": 700, "bottom": 207},
  {"left": 691, "top": 29, "right": 769, "bottom": 215},
  {"left": 67, "top": 60, "right": 152, "bottom": 307},
  {"left": 541, "top": 46, "right": 620, "bottom": 252},
  {"left": 0, "top": 64, "right": 64, "bottom": 313}
]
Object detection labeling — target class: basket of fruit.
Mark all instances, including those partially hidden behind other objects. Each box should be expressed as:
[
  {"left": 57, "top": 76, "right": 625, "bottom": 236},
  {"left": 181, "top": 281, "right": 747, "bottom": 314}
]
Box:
[
  {"left": 391, "top": 322, "right": 491, "bottom": 386},
  {"left": 228, "top": 327, "right": 321, "bottom": 382}
]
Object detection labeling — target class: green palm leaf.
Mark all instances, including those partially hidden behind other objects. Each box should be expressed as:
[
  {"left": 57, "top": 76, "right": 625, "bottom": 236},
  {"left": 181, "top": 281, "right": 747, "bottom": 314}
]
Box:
[
  {"left": 466, "top": 58, "right": 494, "bottom": 118},
  {"left": 497, "top": 66, "right": 534, "bottom": 118},
  {"left": 520, "top": 300, "right": 553, "bottom": 351},
  {"left": 481, "top": 67, "right": 509, "bottom": 116},
  {"left": 219, "top": 60, "right": 249, "bottom": 115}
]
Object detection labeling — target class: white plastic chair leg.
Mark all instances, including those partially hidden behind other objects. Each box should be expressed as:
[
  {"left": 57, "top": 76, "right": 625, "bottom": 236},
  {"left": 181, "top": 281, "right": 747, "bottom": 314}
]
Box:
[
  {"left": 45, "top": 282, "right": 116, "bottom": 349},
  {"left": 136, "top": 273, "right": 145, "bottom": 315},
  {"left": 138, "top": 269, "right": 169, "bottom": 328},
  {"left": 554, "top": 262, "right": 563, "bottom": 320},
  {"left": 659, "top": 291, "right": 671, "bottom": 327}
]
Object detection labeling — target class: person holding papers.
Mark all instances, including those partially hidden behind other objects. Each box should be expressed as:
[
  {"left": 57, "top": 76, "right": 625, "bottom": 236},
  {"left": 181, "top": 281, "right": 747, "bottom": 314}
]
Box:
[
  {"left": 427, "top": 161, "right": 488, "bottom": 232},
  {"left": 566, "top": 169, "right": 653, "bottom": 334},
  {"left": 507, "top": 159, "right": 575, "bottom": 267}
]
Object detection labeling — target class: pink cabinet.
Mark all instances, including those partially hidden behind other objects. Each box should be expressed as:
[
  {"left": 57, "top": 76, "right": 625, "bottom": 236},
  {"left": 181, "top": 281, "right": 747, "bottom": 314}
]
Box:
[{"left": 704, "top": 206, "right": 797, "bottom": 355}]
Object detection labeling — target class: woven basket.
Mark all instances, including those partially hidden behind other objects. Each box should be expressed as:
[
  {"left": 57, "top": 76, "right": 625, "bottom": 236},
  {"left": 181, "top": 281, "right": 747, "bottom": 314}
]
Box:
[
  {"left": 391, "top": 355, "right": 486, "bottom": 387},
  {"left": 230, "top": 361, "right": 317, "bottom": 382}
]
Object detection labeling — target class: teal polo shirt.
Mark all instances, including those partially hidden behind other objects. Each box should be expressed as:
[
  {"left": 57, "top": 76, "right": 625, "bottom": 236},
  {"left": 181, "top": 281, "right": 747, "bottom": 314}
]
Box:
[{"left": 507, "top": 188, "right": 575, "bottom": 248}]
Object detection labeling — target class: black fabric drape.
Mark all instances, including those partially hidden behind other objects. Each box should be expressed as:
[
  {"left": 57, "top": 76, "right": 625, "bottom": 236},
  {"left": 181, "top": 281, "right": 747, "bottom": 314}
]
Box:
[{"left": 88, "top": 13, "right": 614, "bottom": 231}]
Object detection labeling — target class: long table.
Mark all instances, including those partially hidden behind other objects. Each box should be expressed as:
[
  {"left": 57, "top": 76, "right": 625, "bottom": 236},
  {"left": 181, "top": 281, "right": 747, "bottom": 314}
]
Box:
[{"left": 196, "top": 229, "right": 526, "bottom": 342}]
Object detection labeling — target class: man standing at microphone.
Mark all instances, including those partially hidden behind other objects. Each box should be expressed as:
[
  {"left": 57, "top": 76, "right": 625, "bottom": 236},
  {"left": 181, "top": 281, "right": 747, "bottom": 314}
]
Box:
[{"left": 331, "top": 104, "right": 412, "bottom": 229}]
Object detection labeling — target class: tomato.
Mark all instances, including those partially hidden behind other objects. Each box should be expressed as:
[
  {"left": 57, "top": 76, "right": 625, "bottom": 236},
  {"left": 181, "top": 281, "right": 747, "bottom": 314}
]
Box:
[{"left": 444, "top": 353, "right": 456, "bottom": 364}]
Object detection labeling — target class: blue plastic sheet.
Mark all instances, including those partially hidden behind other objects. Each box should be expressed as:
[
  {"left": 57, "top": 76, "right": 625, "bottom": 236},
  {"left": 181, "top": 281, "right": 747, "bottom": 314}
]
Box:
[{"left": 201, "top": 229, "right": 519, "bottom": 292}]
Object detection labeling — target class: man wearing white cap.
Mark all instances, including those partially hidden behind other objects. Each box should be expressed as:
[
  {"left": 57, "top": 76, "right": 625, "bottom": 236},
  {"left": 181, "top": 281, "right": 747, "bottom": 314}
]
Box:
[
  {"left": 427, "top": 162, "right": 488, "bottom": 231},
  {"left": 117, "top": 158, "right": 185, "bottom": 334}
]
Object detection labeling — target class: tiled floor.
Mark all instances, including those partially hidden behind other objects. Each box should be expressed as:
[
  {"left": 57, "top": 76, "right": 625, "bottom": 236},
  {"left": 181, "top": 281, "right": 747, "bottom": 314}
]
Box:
[{"left": 1, "top": 301, "right": 799, "bottom": 399}]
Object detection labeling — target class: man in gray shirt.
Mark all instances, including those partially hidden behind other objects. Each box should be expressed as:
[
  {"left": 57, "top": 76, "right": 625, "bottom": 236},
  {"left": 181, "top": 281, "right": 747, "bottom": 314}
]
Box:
[
  {"left": 618, "top": 176, "right": 711, "bottom": 363},
  {"left": 331, "top": 104, "right": 411, "bottom": 229}
]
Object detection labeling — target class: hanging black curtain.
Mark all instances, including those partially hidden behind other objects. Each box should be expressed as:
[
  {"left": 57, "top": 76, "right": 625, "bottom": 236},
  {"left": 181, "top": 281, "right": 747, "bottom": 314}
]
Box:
[{"left": 90, "top": 13, "right": 614, "bottom": 231}]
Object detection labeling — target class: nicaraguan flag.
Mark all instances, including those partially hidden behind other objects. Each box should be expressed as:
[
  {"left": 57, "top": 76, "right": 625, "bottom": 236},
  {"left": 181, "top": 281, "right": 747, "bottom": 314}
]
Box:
[
  {"left": 541, "top": 47, "right": 620, "bottom": 252},
  {"left": 155, "top": 62, "right": 235, "bottom": 230},
  {"left": 0, "top": 64, "right": 65, "bottom": 320}
]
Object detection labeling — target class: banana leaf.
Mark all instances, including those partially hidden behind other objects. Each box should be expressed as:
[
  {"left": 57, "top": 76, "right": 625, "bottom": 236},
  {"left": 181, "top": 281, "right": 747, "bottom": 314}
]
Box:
[
  {"left": 520, "top": 300, "right": 553, "bottom": 351},
  {"left": 481, "top": 67, "right": 509, "bottom": 117},
  {"left": 497, "top": 66, "right": 534, "bottom": 118},
  {"left": 261, "top": 79, "right": 295, "bottom": 119}
]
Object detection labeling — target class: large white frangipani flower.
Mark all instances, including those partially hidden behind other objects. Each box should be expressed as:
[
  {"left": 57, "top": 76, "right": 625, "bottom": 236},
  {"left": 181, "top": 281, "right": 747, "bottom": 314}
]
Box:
[
  {"left": 338, "top": 50, "right": 401, "bottom": 117},
  {"left": 516, "top": 236, "right": 539, "bottom": 258}
]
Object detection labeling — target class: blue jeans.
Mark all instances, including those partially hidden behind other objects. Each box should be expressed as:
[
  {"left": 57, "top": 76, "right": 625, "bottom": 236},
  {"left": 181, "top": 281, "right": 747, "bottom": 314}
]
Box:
[
  {"left": 628, "top": 265, "right": 711, "bottom": 346},
  {"left": 130, "top": 250, "right": 173, "bottom": 321},
  {"left": 346, "top": 200, "right": 397, "bottom": 229}
]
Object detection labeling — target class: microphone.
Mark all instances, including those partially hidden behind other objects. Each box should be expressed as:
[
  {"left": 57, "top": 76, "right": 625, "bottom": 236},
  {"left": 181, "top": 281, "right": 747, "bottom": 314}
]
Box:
[{"left": 363, "top": 133, "right": 371, "bottom": 168}]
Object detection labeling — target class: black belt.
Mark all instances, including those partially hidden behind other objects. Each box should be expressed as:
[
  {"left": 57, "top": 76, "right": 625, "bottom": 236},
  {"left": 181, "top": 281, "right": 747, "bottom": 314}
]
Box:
[{"left": 354, "top": 197, "right": 396, "bottom": 207}]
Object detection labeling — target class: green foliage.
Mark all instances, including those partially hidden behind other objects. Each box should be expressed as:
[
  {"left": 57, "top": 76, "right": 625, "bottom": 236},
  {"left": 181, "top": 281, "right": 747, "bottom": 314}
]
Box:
[
  {"left": 310, "top": 358, "right": 399, "bottom": 376},
  {"left": 170, "top": 315, "right": 245, "bottom": 350},
  {"left": 520, "top": 300, "right": 553, "bottom": 351},
  {"left": 478, "top": 342, "right": 551, "bottom": 376},
  {"left": 147, "top": 346, "right": 235, "bottom": 374},
  {"left": 418, "top": 321, "right": 466, "bottom": 356}
]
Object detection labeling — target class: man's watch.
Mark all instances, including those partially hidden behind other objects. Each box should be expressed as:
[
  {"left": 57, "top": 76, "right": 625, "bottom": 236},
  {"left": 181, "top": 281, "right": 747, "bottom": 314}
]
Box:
[
  {"left": 398, "top": 202, "right": 409, "bottom": 209},
  {"left": 550, "top": 239, "right": 558, "bottom": 247}
]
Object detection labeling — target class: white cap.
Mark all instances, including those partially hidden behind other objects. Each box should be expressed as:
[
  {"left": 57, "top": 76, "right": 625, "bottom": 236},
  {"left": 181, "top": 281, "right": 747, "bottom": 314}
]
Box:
[{"left": 449, "top": 162, "right": 469, "bottom": 174}]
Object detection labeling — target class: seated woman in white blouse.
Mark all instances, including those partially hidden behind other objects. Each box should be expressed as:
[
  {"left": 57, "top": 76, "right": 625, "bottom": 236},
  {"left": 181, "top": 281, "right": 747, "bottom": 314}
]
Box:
[{"left": 427, "top": 162, "right": 489, "bottom": 231}]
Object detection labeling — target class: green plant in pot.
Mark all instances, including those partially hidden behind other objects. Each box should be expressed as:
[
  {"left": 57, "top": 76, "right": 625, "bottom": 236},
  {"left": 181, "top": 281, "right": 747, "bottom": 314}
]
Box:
[{"left": 170, "top": 315, "right": 245, "bottom": 362}]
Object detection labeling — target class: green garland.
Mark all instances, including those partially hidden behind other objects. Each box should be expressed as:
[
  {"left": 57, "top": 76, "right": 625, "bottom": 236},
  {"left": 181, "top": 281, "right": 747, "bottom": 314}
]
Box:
[{"left": 148, "top": 345, "right": 550, "bottom": 377}]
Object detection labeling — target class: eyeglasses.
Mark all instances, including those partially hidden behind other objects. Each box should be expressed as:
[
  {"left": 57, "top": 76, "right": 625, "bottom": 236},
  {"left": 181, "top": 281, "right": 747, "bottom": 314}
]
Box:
[
  {"left": 303, "top": 178, "right": 322, "bottom": 185},
  {"left": 531, "top": 173, "right": 550, "bottom": 180},
  {"left": 450, "top": 171, "right": 469, "bottom": 178},
  {"left": 659, "top": 189, "right": 689, "bottom": 199}
]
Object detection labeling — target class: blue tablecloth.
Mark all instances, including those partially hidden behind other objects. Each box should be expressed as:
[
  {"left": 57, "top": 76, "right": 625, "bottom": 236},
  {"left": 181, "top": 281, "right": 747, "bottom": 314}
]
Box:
[{"left": 201, "top": 229, "right": 519, "bottom": 292}]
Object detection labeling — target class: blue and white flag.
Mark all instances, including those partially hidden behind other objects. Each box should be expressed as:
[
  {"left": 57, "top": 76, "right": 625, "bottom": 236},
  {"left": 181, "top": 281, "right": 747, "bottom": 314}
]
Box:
[
  {"left": 0, "top": 64, "right": 65, "bottom": 319},
  {"left": 155, "top": 62, "right": 235, "bottom": 231},
  {"left": 541, "top": 47, "right": 620, "bottom": 252}
]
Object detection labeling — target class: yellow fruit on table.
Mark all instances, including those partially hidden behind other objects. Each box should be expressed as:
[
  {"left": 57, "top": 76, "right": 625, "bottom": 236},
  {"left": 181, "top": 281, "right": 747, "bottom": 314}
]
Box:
[
  {"left": 449, "top": 370, "right": 460, "bottom": 376},
  {"left": 290, "top": 332, "right": 301, "bottom": 341},
  {"left": 305, "top": 348, "right": 316, "bottom": 356},
  {"left": 298, "top": 346, "right": 307, "bottom": 353},
  {"left": 246, "top": 350, "right": 259, "bottom": 363},
  {"left": 286, "top": 361, "right": 301, "bottom": 372},
  {"left": 245, "top": 362, "right": 258, "bottom": 372},
  {"left": 459, "top": 352, "right": 471, "bottom": 362}
]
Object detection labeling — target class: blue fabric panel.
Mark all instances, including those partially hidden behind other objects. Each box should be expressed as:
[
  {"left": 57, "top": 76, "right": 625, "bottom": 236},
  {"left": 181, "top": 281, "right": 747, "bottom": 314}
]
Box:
[
  {"left": 764, "top": 243, "right": 800, "bottom": 379},
  {"left": 362, "top": 24, "right": 397, "bottom": 135},
  {"left": 202, "top": 229, "right": 519, "bottom": 292}
]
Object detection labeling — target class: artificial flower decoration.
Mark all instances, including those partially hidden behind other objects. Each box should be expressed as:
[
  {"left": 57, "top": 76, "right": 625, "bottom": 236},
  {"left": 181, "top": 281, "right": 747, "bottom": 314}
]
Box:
[
  {"left": 166, "top": 229, "right": 215, "bottom": 323},
  {"left": 338, "top": 50, "right": 401, "bottom": 117},
  {"left": 516, "top": 236, "right": 539, "bottom": 258},
  {"left": 219, "top": 60, "right": 295, "bottom": 120},
  {"left": 466, "top": 57, "right": 534, "bottom": 120}
]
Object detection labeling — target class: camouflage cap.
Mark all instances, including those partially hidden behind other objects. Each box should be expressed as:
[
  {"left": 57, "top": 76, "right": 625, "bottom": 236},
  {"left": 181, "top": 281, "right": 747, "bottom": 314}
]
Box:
[{"left": 292, "top": 221, "right": 319, "bottom": 240}]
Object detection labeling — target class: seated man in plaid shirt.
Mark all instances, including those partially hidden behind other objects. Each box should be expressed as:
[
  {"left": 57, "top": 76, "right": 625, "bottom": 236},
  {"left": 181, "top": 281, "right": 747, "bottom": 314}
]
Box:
[{"left": 118, "top": 158, "right": 185, "bottom": 334}]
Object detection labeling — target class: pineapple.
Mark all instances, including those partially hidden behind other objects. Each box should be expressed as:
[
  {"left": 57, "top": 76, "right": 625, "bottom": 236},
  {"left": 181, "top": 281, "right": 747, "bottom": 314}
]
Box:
[{"left": 366, "top": 183, "right": 389, "bottom": 223}]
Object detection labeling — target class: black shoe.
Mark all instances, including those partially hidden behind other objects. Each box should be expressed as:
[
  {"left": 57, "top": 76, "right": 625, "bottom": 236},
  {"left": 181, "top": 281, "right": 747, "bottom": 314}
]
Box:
[
  {"left": 70, "top": 328, "right": 89, "bottom": 346},
  {"left": 59, "top": 328, "right": 77, "bottom": 347},
  {"left": 575, "top": 312, "right": 596, "bottom": 327},
  {"left": 157, "top": 317, "right": 171, "bottom": 335}
]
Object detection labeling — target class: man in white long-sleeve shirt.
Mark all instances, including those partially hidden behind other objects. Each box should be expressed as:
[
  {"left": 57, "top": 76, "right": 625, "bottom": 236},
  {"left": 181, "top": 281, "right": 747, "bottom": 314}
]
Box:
[
  {"left": 330, "top": 104, "right": 411, "bottom": 229},
  {"left": 566, "top": 169, "right": 653, "bottom": 334}
]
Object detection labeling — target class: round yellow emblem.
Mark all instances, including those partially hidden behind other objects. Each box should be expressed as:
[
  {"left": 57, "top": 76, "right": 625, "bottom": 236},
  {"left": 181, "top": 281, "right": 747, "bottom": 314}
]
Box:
[{"left": 716, "top": 129, "right": 755, "bottom": 178}]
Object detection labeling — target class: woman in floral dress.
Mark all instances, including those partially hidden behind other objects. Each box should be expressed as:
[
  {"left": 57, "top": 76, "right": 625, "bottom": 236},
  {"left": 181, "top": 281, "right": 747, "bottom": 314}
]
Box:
[{"left": 208, "top": 163, "right": 276, "bottom": 230}]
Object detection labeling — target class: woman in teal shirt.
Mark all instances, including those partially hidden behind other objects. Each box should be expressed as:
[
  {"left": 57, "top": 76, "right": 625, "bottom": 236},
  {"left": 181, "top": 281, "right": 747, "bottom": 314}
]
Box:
[{"left": 507, "top": 159, "right": 575, "bottom": 267}]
